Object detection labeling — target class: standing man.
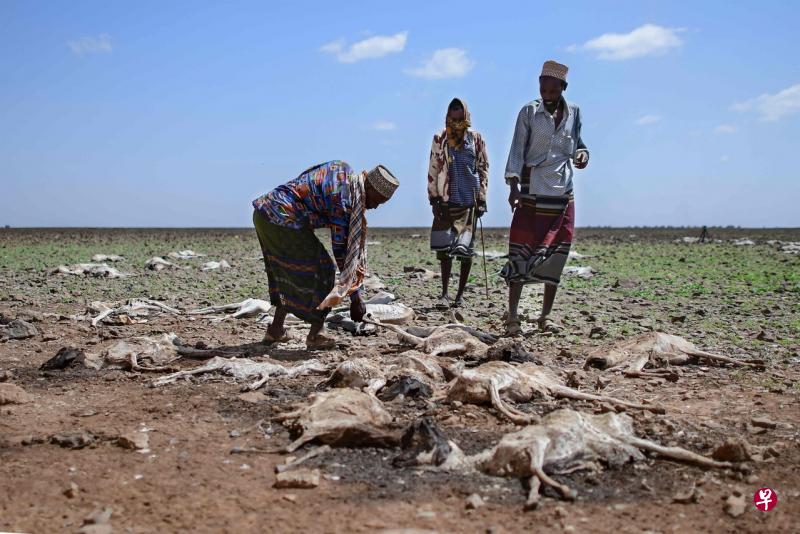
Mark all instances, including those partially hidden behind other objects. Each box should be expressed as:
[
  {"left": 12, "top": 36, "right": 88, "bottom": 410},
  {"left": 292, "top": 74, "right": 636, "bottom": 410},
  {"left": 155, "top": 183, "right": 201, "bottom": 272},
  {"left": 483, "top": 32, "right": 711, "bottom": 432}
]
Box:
[
  {"left": 428, "top": 98, "right": 489, "bottom": 309},
  {"left": 501, "top": 61, "right": 589, "bottom": 336},
  {"left": 252, "top": 161, "right": 399, "bottom": 350}
]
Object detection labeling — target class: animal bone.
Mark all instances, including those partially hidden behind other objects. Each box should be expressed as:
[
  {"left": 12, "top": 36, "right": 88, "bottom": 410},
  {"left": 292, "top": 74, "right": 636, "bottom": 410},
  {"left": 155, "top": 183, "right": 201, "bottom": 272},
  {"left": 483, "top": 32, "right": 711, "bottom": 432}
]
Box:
[
  {"left": 152, "top": 356, "right": 328, "bottom": 390},
  {"left": 187, "top": 298, "right": 272, "bottom": 320},
  {"left": 584, "top": 332, "right": 764, "bottom": 378},
  {"left": 55, "top": 263, "right": 132, "bottom": 278},
  {"left": 87, "top": 333, "right": 181, "bottom": 372},
  {"left": 400, "top": 409, "right": 733, "bottom": 508},
  {"left": 145, "top": 257, "right": 180, "bottom": 271},
  {"left": 167, "top": 250, "right": 206, "bottom": 259},
  {"left": 274, "top": 389, "right": 398, "bottom": 452},
  {"left": 446, "top": 362, "right": 663, "bottom": 424},
  {"left": 317, "top": 358, "right": 388, "bottom": 395},
  {"left": 327, "top": 302, "right": 413, "bottom": 335},
  {"left": 201, "top": 260, "right": 230, "bottom": 271}
]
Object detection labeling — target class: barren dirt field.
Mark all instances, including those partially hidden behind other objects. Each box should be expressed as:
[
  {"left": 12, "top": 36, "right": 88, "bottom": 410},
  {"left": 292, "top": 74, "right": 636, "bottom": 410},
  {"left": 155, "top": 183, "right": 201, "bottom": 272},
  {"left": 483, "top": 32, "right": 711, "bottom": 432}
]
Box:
[{"left": 1, "top": 226, "right": 798, "bottom": 534}]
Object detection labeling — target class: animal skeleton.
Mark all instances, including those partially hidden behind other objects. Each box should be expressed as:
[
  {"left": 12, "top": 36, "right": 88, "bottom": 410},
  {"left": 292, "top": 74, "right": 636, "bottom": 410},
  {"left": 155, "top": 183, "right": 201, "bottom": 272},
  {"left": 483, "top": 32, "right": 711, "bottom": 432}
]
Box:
[
  {"left": 187, "top": 298, "right": 272, "bottom": 320},
  {"left": 274, "top": 389, "right": 398, "bottom": 452},
  {"left": 584, "top": 332, "right": 763, "bottom": 379},
  {"left": 152, "top": 356, "right": 328, "bottom": 390},
  {"left": 399, "top": 409, "right": 733, "bottom": 508},
  {"left": 446, "top": 362, "right": 663, "bottom": 424}
]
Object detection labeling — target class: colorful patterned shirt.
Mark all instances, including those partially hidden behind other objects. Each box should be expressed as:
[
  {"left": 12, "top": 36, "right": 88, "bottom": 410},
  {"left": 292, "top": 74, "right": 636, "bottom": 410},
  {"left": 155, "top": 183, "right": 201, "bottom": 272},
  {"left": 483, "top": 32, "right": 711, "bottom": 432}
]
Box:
[{"left": 253, "top": 160, "right": 353, "bottom": 264}]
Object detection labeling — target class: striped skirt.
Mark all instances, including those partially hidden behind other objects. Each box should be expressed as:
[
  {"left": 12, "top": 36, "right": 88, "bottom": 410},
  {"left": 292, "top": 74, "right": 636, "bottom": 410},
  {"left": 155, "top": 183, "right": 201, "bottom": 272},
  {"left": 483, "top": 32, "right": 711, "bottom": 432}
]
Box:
[
  {"left": 252, "top": 210, "right": 335, "bottom": 323},
  {"left": 500, "top": 195, "right": 574, "bottom": 286}
]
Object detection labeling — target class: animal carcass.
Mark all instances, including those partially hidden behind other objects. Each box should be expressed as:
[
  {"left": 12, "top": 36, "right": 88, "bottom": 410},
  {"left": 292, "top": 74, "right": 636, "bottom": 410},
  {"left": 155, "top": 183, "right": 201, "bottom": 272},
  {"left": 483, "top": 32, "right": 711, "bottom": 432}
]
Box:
[
  {"left": 398, "top": 409, "right": 733, "bottom": 509},
  {"left": 447, "top": 362, "right": 663, "bottom": 424},
  {"left": 584, "top": 332, "right": 763, "bottom": 379},
  {"left": 152, "top": 356, "right": 328, "bottom": 391},
  {"left": 274, "top": 389, "right": 399, "bottom": 452}
]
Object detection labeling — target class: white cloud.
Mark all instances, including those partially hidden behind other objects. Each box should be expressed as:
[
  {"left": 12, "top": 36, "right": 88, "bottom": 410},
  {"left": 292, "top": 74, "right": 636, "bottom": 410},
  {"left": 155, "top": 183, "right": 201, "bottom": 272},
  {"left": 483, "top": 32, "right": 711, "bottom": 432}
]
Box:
[
  {"left": 320, "top": 31, "right": 407, "bottom": 63},
  {"left": 572, "top": 24, "right": 684, "bottom": 60},
  {"left": 372, "top": 121, "right": 396, "bottom": 131},
  {"left": 732, "top": 83, "right": 800, "bottom": 122},
  {"left": 68, "top": 34, "right": 112, "bottom": 56},
  {"left": 720, "top": 155, "right": 730, "bottom": 163},
  {"left": 635, "top": 114, "right": 661, "bottom": 125},
  {"left": 713, "top": 124, "right": 738, "bottom": 134},
  {"left": 406, "top": 48, "right": 475, "bottom": 79}
]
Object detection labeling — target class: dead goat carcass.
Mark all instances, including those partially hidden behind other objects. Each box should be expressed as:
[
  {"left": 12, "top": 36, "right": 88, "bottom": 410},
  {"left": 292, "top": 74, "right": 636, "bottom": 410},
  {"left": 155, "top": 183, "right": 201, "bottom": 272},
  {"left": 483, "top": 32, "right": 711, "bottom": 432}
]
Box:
[
  {"left": 274, "top": 389, "right": 399, "bottom": 452},
  {"left": 54, "top": 263, "right": 132, "bottom": 279},
  {"left": 85, "top": 333, "right": 182, "bottom": 372},
  {"left": 151, "top": 356, "right": 328, "bottom": 391},
  {"left": 316, "top": 358, "right": 387, "bottom": 394},
  {"left": 584, "top": 332, "right": 763, "bottom": 379},
  {"left": 167, "top": 250, "right": 205, "bottom": 259},
  {"left": 398, "top": 409, "right": 734, "bottom": 509},
  {"left": 145, "top": 257, "right": 181, "bottom": 271},
  {"left": 187, "top": 298, "right": 272, "bottom": 320},
  {"left": 87, "top": 299, "right": 181, "bottom": 327},
  {"left": 367, "top": 320, "right": 489, "bottom": 358},
  {"left": 446, "top": 362, "right": 663, "bottom": 424}
]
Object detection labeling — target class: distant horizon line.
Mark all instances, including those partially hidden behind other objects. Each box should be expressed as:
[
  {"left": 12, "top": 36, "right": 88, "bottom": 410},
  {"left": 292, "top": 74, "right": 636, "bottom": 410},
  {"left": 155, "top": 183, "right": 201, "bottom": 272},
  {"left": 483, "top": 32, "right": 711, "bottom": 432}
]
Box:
[{"left": 2, "top": 226, "right": 799, "bottom": 231}]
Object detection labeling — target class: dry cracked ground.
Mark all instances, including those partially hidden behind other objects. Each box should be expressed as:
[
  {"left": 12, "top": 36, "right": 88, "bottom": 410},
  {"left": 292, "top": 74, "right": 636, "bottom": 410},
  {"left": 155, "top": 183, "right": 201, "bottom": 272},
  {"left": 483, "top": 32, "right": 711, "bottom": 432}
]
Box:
[{"left": 1, "top": 227, "right": 798, "bottom": 533}]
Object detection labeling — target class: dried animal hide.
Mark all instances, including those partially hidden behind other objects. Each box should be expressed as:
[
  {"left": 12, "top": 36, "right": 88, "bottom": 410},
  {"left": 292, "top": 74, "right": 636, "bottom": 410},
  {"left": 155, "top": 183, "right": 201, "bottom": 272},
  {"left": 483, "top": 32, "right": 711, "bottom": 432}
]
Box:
[{"left": 274, "top": 389, "right": 399, "bottom": 452}]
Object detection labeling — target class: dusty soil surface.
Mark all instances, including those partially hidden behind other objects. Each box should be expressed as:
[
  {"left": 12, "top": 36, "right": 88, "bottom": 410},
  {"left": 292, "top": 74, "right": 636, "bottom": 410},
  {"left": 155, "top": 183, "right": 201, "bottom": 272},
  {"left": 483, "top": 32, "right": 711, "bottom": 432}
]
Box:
[{"left": 1, "top": 227, "right": 798, "bottom": 533}]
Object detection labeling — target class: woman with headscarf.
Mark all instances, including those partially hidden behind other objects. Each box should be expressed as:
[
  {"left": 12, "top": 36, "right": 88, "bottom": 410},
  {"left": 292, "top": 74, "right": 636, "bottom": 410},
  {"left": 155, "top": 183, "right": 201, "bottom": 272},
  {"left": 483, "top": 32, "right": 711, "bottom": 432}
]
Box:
[
  {"left": 427, "top": 98, "right": 489, "bottom": 309},
  {"left": 501, "top": 60, "right": 590, "bottom": 336},
  {"left": 252, "top": 160, "right": 399, "bottom": 350}
]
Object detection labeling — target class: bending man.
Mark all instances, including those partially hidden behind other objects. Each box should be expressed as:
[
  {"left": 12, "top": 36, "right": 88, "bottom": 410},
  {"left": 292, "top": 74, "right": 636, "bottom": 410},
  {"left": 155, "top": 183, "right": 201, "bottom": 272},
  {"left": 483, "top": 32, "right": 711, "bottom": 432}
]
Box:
[{"left": 252, "top": 161, "right": 399, "bottom": 349}]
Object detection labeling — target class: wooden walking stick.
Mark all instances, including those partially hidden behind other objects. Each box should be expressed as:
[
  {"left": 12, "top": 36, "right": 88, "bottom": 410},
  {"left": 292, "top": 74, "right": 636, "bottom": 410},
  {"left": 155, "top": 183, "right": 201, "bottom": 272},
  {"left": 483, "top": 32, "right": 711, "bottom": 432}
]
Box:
[{"left": 475, "top": 191, "right": 490, "bottom": 299}]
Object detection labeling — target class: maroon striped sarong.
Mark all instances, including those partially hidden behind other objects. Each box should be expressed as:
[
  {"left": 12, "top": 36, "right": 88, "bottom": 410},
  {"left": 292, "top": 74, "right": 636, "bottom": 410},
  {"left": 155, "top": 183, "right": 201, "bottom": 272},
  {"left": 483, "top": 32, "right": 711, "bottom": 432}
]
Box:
[{"left": 500, "top": 195, "right": 574, "bottom": 286}]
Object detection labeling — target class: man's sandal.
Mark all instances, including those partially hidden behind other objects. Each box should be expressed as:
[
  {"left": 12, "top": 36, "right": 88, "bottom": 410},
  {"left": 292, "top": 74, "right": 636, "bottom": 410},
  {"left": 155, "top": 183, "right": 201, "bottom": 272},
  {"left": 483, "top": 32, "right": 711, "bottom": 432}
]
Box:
[
  {"left": 306, "top": 332, "right": 337, "bottom": 351},
  {"left": 537, "top": 316, "right": 563, "bottom": 334},
  {"left": 263, "top": 329, "right": 292, "bottom": 344},
  {"left": 505, "top": 317, "right": 523, "bottom": 337}
]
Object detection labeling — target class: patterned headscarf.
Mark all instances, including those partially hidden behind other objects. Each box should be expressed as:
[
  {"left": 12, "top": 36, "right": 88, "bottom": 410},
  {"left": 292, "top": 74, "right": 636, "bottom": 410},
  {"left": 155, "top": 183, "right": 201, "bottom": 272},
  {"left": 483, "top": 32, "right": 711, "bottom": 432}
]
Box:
[
  {"left": 445, "top": 98, "right": 472, "bottom": 153},
  {"left": 317, "top": 172, "right": 368, "bottom": 310}
]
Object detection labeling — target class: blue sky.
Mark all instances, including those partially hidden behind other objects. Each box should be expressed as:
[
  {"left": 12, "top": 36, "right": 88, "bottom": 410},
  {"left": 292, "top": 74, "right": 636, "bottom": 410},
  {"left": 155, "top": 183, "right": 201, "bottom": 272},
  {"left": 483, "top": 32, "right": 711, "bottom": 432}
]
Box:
[{"left": 1, "top": 1, "right": 798, "bottom": 228}]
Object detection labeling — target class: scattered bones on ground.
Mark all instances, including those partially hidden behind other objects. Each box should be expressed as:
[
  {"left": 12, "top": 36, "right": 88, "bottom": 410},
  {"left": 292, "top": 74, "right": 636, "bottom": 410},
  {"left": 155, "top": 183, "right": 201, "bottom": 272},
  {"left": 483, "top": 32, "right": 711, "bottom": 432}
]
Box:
[
  {"left": 273, "top": 388, "right": 399, "bottom": 452},
  {"left": 397, "top": 408, "right": 734, "bottom": 509},
  {"left": 85, "top": 299, "right": 181, "bottom": 327},
  {"left": 584, "top": 332, "right": 764, "bottom": 379},
  {"left": 152, "top": 356, "right": 329, "bottom": 391},
  {"left": 54, "top": 263, "right": 132, "bottom": 279}
]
